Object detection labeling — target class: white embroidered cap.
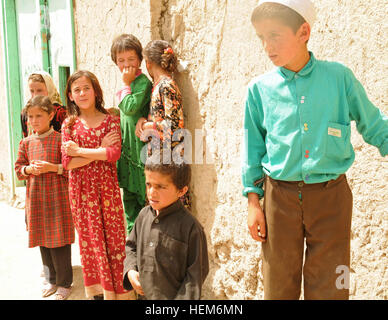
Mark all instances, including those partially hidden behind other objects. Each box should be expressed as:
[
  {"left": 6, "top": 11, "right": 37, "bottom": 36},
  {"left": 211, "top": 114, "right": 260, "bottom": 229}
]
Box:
[{"left": 258, "top": 0, "right": 316, "bottom": 27}]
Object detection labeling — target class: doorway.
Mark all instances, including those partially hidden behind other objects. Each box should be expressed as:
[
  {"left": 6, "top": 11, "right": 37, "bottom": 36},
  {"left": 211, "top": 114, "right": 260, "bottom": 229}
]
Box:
[{"left": 1, "top": 0, "right": 76, "bottom": 190}]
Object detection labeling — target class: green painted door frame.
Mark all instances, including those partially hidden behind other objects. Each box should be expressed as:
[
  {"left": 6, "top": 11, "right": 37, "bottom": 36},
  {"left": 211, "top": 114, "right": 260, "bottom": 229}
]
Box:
[
  {"left": 1, "top": 0, "right": 77, "bottom": 195},
  {"left": 1, "top": 0, "right": 23, "bottom": 191}
]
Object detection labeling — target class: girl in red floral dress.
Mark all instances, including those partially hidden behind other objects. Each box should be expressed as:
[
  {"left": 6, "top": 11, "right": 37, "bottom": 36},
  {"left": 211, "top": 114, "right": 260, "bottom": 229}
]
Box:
[{"left": 61, "top": 70, "right": 129, "bottom": 300}]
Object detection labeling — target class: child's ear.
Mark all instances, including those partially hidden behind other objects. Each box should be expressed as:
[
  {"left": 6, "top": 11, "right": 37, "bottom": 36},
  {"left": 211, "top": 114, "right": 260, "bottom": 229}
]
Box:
[
  {"left": 298, "top": 22, "right": 311, "bottom": 43},
  {"left": 177, "top": 185, "right": 189, "bottom": 198},
  {"left": 48, "top": 111, "right": 55, "bottom": 122},
  {"left": 68, "top": 92, "right": 74, "bottom": 102}
]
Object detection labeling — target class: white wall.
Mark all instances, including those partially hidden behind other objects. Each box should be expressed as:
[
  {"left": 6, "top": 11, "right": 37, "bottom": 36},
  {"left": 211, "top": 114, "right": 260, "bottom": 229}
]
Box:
[{"left": 0, "top": 10, "right": 13, "bottom": 199}]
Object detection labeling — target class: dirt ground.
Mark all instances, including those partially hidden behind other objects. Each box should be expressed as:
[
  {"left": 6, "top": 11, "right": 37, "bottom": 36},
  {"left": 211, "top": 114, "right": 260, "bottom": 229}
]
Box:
[{"left": 0, "top": 201, "right": 87, "bottom": 300}]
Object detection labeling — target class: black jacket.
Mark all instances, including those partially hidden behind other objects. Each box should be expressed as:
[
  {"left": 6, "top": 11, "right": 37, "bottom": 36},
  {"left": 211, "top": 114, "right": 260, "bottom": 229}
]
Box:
[{"left": 123, "top": 200, "right": 209, "bottom": 300}]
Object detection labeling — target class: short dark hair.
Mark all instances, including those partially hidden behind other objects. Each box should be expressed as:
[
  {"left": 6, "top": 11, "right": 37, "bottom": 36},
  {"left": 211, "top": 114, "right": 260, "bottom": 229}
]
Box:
[
  {"left": 145, "top": 162, "right": 191, "bottom": 190},
  {"left": 111, "top": 34, "right": 143, "bottom": 64},
  {"left": 251, "top": 2, "right": 306, "bottom": 33}
]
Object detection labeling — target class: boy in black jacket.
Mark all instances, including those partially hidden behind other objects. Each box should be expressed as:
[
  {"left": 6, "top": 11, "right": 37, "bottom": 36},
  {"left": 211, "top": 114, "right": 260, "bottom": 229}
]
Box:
[{"left": 123, "top": 161, "right": 209, "bottom": 299}]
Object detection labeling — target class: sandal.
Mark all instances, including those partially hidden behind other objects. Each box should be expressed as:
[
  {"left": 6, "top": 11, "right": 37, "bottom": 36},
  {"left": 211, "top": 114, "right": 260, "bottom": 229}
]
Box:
[
  {"left": 55, "top": 286, "right": 72, "bottom": 300},
  {"left": 42, "top": 283, "right": 57, "bottom": 298}
]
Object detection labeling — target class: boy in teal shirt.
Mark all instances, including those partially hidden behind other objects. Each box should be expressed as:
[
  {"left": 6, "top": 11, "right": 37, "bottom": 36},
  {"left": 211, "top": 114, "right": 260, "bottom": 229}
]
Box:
[{"left": 242, "top": 0, "right": 388, "bottom": 299}]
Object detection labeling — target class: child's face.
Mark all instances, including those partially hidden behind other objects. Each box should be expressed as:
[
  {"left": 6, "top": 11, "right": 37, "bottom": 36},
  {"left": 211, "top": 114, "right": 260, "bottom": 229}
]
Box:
[
  {"left": 116, "top": 49, "right": 141, "bottom": 73},
  {"left": 253, "top": 18, "right": 310, "bottom": 71},
  {"left": 68, "top": 76, "right": 96, "bottom": 111},
  {"left": 27, "top": 106, "right": 54, "bottom": 135},
  {"left": 145, "top": 170, "right": 188, "bottom": 213},
  {"left": 28, "top": 80, "right": 48, "bottom": 98}
]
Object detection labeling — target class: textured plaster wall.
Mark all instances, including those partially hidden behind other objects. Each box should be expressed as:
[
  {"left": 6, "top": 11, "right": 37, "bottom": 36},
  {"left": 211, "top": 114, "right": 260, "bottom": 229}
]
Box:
[
  {"left": 72, "top": 0, "right": 387, "bottom": 299},
  {"left": 72, "top": 0, "right": 152, "bottom": 106},
  {"left": 310, "top": 0, "right": 387, "bottom": 299}
]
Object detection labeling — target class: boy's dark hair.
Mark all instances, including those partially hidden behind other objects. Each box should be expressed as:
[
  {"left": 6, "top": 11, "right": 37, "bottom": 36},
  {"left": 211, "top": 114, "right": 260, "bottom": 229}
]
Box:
[
  {"left": 24, "top": 95, "right": 54, "bottom": 115},
  {"left": 145, "top": 161, "right": 191, "bottom": 190},
  {"left": 143, "top": 40, "right": 177, "bottom": 73},
  {"left": 111, "top": 34, "right": 143, "bottom": 64},
  {"left": 251, "top": 2, "right": 306, "bottom": 33}
]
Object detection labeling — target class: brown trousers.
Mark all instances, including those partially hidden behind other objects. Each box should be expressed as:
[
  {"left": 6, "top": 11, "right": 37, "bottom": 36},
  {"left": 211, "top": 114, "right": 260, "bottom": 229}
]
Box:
[
  {"left": 262, "top": 174, "right": 353, "bottom": 300},
  {"left": 40, "top": 245, "right": 73, "bottom": 288}
]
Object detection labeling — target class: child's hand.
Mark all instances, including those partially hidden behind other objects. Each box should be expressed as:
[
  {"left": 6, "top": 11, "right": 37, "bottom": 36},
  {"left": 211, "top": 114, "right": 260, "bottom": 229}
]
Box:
[
  {"left": 127, "top": 270, "right": 144, "bottom": 296},
  {"left": 32, "top": 160, "right": 56, "bottom": 174},
  {"left": 101, "top": 131, "right": 121, "bottom": 148},
  {"left": 247, "top": 193, "right": 267, "bottom": 242},
  {"left": 63, "top": 141, "right": 80, "bottom": 157},
  {"left": 122, "top": 66, "right": 137, "bottom": 86},
  {"left": 135, "top": 117, "right": 147, "bottom": 138},
  {"left": 27, "top": 163, "right": 40, "bottom": 176}
]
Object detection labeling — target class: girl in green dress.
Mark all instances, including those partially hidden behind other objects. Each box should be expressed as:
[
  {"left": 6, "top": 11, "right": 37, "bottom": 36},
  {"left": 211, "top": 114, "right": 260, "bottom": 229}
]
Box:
[{"left": 110, "top": 34, "right": 152, "bottom": 235}]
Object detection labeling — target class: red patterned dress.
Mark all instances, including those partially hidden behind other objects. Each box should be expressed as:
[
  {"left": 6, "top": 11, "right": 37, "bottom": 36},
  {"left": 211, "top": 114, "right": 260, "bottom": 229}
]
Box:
[
  {"left": 61, "top": 115, "right": 129, "bottom": 300},
  {"left": 14, "top": 128, "right": 74, "bottom": 248}
]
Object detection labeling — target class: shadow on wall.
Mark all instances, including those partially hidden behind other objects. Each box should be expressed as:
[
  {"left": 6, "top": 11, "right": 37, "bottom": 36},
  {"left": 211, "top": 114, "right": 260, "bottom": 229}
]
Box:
[{"left": 150, "top": 0, "right": 219, "bottom": 299}]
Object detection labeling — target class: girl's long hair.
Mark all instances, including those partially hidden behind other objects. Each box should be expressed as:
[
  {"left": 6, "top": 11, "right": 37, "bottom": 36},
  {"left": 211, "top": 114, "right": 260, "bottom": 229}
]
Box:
[{"left": 65, "top": 70, "right": 108, "bottom": 128}]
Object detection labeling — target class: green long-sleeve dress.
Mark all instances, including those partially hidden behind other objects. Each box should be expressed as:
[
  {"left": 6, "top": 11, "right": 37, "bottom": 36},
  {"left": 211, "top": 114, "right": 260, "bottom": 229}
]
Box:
[{"left": 116, "top": 72, "right": 152, "bottom": 234}]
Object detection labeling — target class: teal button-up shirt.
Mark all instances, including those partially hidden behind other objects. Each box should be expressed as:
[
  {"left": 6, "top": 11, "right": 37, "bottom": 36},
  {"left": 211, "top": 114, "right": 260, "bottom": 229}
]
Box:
[{"left": 242, "top": 52, "right": 388, "bottom": 198}]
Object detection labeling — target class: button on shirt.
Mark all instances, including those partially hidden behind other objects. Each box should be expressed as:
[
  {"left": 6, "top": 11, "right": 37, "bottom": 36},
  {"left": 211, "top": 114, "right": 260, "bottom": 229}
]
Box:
[{"left": 242, "top": 52, "right": 388, "bottom": 198}]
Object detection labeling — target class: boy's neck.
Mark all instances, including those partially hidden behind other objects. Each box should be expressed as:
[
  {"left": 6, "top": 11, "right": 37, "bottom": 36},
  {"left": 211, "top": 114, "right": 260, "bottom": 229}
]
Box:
[
  {"left": 153, "top": 199, "right": 181, "bottom": 217},
  {"left": 283, "top": 49, "right": 310, "bottom": 73}
]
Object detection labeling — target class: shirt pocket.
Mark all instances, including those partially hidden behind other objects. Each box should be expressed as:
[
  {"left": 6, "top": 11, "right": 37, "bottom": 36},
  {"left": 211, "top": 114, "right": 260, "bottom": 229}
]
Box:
[
  {"left": 325, "top": 121, "right": 352, "bottom": 160},
  {"left": 155, "top": 233, "right": 188, "bottom": 281}
]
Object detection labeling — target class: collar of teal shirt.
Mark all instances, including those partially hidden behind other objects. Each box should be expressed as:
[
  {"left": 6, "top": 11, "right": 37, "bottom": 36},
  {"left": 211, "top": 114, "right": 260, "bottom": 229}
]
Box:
[{"left": 277, "top": 51, "right": 316, "bottom": 80}]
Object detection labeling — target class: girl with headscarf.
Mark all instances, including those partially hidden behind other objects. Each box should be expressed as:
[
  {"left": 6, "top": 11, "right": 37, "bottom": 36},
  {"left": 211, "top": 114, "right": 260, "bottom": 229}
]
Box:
[{"left": 21, "top": 71, "right": 67, "bottom": 137}]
